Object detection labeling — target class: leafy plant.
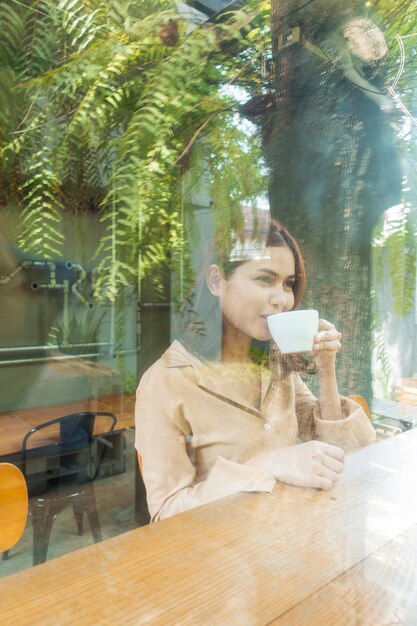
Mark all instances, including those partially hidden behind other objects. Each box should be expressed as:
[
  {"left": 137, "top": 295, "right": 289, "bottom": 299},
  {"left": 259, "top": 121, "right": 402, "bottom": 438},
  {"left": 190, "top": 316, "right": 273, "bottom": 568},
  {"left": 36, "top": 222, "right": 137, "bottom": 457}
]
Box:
[
  {"left": 0, "top": 0, "right": 269, "bottom": 301},
  {"left": 48, "top": 309, "right": 106, "bottom": 356},
  {"left": 373, "top": 205, "right": 416, "bottom": 318}
]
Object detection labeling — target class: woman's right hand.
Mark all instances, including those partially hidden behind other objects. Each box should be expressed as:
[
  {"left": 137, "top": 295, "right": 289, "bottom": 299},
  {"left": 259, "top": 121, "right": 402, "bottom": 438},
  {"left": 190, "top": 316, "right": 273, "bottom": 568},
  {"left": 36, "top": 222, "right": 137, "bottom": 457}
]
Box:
[{"left": 247, "top": 441, "right": 345, "bottom": 490}]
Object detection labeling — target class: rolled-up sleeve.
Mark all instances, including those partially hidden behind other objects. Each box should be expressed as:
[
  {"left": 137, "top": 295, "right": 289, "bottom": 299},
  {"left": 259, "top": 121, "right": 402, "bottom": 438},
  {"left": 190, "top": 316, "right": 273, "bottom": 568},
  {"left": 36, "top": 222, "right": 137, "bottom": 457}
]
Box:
[
  {"left": 135, "top": 388, "right": 276, "bottom": 522},
  {"left": 314, "top": 397, "right": 376, "bottom": 451},
  {"left": 292, "top": 374, "right": 376, "bottom": 450}
]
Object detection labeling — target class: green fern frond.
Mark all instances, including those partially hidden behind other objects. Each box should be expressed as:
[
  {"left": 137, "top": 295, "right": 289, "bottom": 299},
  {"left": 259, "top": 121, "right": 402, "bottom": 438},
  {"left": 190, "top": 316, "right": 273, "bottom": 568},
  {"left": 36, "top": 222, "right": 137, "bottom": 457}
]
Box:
[
  {"left": 2, "top": 0, "right": 266, "bottom": 296},
  {"left": 0, "top": 2, "right": 25, "bottom": 66},
  {"left": 385, "top": 216, "right": 416, "bottom": 317},
  {"left": 58, "top": 0, "right": 104, "bottom": 53},
  {"left": 17, "top": 2, "right": 62, "bottom": 79},
  {"left": 373, "top": 331, "right": 395, "bottom": 398},
  {"left": 373, "top": 204, "right": 417, "bottom": 319},
  {"left": 16, "top": 120, "right": 65, "bottom": 257},
  {"left": 0, "top": 68, "right": 18, "bottom": 143}
]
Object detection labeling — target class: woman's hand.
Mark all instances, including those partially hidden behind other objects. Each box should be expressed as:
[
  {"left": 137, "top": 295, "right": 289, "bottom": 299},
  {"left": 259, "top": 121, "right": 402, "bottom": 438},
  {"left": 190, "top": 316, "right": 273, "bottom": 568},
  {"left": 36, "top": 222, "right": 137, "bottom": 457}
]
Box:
[
  {"left": 272, "top": 441, "right": 345, "bottom": 489},
  {"left": 312, "top": 319, "right": 342, "bottom": 372},
  {"left": 247, "top": 441, "right": 345, "bottom": 490}
]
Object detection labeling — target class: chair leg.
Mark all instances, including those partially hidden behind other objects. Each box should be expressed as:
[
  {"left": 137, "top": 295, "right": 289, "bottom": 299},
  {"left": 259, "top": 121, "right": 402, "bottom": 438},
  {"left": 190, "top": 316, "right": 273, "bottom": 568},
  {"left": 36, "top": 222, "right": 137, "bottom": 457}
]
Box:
[
  {"left": 81, "top": 483, "right": 102, "bottom": 543},
  {"left": 73, "top": 505, "right": 84, "bottom": 536},
  {"left": 31, "top": 506, "right": 50, "bottom": 566},
  {"left": 86, "top": 504, "right": 102, "bottom": 543},
  {"left": 31, "top": 504, "right": 64, "bottom": 566}
]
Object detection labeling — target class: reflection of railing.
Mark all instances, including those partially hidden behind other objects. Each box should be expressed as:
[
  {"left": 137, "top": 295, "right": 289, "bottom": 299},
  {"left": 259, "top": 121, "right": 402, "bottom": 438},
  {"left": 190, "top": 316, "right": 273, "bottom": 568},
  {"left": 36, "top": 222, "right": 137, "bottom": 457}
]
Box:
[
  {"left": 0, "top": 343, "right": 111, "bottom": 353},
  {"left": 0, "top": 340, "right": 139, "bottom": 366},
  {"left": 0, "top": 290, "right": 168, "bottom": 366}
]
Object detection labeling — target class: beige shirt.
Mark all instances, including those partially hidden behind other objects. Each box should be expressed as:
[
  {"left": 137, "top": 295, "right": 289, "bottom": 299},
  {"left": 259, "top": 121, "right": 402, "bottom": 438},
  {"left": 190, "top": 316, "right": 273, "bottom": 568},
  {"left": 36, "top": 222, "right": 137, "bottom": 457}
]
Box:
[{"left": 135, "top": 341, "right": 376, "bottom": 521}]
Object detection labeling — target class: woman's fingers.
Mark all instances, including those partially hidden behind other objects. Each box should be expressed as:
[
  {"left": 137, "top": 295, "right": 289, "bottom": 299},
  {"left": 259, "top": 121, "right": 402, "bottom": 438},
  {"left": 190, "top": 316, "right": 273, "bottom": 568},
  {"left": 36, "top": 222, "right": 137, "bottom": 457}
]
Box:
[
  {"left": 313, "top": 323, "right": 342, "bottom": 357},
  {"left": 321, "top": 454, "right": 345, "bottom": 474},
  {"left": 316, "top": 329, "right": 342, "bottom": 341},
  {"left": 315, "top": 476, "right": 334, "bottom": 491},
  {"left": 270, "top": 442, "right": 345, "bottom": 490},
  {"left": 321, "top": 443, "right": 345, "bottom": 461},
  {"left": 317, "top": 318, "right": 333, "bottom": 331},
  {"left": 308, "top": 442, "right": 345, "bottom": 489},
  {"left": 314, "top": 319, "right": 342, "bottom": 343},
  {"left": 313, "top": 339, "right": 342, "bottom": 352},
  {"left": 313, "top": 444, "right": 345, "bottom": 486},
  {"left": 318, "top": 318, "right": 336, "bottom": 331},
  {"left": 314, "top": 321, "right": 342, "bottom": 349}
]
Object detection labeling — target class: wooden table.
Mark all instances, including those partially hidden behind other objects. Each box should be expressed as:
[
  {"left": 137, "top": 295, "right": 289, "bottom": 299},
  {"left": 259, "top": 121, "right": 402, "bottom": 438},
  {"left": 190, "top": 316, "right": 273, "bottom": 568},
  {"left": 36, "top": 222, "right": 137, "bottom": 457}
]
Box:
[
  {"left": 1, "top": 429, "right": 416, "bottom": 625},
  {"left": 0, "top": 394, "right": 135, "bottom": 457}
]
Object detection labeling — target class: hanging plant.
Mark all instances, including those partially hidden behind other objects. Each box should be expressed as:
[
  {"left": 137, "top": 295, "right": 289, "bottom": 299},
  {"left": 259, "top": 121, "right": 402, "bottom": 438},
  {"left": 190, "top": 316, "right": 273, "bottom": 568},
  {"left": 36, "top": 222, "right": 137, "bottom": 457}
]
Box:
[{"left": 0, "top": 0, "right": 270, "bottom": 300}]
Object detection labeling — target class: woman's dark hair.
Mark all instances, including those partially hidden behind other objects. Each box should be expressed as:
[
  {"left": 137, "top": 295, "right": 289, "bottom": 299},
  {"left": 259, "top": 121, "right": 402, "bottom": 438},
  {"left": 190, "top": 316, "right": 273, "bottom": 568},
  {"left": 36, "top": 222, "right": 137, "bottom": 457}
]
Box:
[
  {"left": 265, "top": 220, "right": 306, "bottom": 309},
  {"left": 222, "top": 219, "right": 306, "bottom": 310}
]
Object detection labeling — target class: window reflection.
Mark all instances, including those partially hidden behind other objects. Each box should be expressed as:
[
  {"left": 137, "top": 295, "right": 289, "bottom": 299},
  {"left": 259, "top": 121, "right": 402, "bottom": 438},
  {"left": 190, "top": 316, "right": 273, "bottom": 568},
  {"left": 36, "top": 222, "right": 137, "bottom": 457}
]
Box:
[
  {"left": 0, "top": 223, "right": 141, "bottom": 574},
  {"left": 0, "top": 0, "right": 416, "bottom": 587}
]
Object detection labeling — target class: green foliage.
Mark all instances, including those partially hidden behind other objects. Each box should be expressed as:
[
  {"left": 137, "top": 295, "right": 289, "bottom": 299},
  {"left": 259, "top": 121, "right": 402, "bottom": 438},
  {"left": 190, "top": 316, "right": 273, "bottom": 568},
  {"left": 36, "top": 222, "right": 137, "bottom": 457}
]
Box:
[
  {"left": 48, "top": 309, "right": 106, "bottom": 355},
  {"left": 372, "top": 201, "right": 416, "bottom": 396},
  {"left": 0, "top": 0, "right": 269, "bottom": 298},
  {"left": 372, "top": 332, "right": 395, "bottom": 397},
  {"left": 373, "top": 206, "right": 416, "bottom": 318},
  {"left": 207, "top": 114, "right": 268, "bottom": 254},
  {"left": 1, "top": 0, "right": 415, "bottom": 310}
]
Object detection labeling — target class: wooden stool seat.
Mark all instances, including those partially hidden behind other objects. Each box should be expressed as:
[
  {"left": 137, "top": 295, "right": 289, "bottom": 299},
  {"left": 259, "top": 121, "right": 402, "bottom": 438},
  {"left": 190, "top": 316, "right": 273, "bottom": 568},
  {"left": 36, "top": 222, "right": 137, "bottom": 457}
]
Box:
[
  {"left": 348, "top": 395, "right": 371, "bottom": 419},
  {"left": 0, "top": 463, "right": 28, "bottom": 552}
]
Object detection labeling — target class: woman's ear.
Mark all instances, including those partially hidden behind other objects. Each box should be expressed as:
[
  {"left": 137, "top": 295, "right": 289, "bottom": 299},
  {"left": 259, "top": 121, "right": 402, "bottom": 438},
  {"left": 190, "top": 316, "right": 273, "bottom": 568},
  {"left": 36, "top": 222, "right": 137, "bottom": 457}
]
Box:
[{"left": 206, "top": 264, "right": 224, "bottom": 296}]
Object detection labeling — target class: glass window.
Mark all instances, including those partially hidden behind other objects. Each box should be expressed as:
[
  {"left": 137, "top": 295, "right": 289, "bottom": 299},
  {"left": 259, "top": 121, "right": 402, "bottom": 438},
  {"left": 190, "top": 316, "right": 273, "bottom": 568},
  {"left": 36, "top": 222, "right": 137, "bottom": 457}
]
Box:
[{"left": 1, "top": 0, "right": 416, "bottom": 588}]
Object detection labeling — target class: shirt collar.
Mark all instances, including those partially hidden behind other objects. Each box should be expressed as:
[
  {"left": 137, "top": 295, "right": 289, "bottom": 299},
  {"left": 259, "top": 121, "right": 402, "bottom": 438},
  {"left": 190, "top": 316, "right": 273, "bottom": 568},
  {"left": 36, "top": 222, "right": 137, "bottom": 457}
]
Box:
[{"left": 162, "top": 340, "right": 271, "bottom": 417}]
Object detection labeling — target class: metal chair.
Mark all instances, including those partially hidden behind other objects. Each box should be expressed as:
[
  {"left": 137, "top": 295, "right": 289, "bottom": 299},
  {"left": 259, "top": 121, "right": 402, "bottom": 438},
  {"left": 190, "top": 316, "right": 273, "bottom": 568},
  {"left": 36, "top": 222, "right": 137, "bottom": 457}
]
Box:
[{"left": 5, "top": 411, "right": 116, "bottom": 565}]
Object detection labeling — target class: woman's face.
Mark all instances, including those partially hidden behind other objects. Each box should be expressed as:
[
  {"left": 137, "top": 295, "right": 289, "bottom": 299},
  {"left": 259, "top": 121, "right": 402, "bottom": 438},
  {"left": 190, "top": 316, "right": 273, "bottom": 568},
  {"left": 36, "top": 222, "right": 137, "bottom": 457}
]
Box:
[{"left": 213, "top": 245, "right": 296, "bottom": 345}]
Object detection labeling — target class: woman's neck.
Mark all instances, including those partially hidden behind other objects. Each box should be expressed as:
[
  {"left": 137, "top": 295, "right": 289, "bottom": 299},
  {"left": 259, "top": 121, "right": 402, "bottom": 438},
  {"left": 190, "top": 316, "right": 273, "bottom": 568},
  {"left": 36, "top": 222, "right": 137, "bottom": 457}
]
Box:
[
  {"left": 221, "top": 323, "right": 252, "bottom": 362},
  {"left": 221, "top": 343, "right": 251, "bottom": 363}
]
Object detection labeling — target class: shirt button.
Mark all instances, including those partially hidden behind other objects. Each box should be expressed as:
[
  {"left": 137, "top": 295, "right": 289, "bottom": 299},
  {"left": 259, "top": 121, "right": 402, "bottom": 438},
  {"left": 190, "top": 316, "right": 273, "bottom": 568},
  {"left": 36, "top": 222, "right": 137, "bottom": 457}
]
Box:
[{"left": 264, "top": 423, "right": 272, "bottom": 430}]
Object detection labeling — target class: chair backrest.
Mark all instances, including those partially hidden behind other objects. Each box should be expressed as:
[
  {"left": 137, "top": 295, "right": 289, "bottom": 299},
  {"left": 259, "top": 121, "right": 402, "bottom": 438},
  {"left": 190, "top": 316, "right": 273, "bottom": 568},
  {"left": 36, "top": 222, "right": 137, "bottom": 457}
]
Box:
[
  {"left": 21, "top": 412, "right": 117, "bottom": 496},
  {"left": 0, "top": 463, "right": 28, "bottom": 552}
]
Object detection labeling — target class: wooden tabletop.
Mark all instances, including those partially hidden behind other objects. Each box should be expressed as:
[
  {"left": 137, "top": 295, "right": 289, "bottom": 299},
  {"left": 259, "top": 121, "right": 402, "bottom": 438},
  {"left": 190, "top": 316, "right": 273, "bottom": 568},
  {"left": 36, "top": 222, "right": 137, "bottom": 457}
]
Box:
[
  {"left": 0, "top": 394, "right": 135, "bottom": 457},
  {"left": 1, "top": 429, "right": 416, "bottom": 625}
]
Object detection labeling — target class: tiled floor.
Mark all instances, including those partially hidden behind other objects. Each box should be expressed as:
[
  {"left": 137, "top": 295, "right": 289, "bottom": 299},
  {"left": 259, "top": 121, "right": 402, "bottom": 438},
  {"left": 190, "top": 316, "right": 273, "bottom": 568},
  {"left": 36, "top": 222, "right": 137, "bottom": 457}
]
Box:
[{"left": 1, "top": 430, "right": 146, "bottom": 578}]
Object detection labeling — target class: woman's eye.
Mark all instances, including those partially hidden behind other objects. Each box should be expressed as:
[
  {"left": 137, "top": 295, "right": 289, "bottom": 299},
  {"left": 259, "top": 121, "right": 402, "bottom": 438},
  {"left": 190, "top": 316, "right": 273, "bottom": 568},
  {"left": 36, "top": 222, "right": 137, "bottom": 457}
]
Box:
[
  {"left": 284, "top": 280, "right": 295, "bottom": 290},
  {"left": 257, "top": 275, "right": 273, "bottom": 284}
]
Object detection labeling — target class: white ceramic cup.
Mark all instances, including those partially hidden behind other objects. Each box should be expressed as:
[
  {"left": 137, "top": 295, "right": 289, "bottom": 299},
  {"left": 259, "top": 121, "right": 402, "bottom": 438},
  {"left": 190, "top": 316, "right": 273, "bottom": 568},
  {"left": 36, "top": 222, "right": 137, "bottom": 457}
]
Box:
[{"left": 267, "top": 309, "right": 319, "bottom": 354}]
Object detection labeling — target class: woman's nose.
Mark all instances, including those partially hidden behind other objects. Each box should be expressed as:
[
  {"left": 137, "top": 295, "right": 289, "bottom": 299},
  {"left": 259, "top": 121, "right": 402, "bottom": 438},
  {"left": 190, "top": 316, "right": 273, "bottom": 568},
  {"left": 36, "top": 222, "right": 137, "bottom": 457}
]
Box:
[{"left": 269, "top": 286, "right": 287, "bottom": 308}]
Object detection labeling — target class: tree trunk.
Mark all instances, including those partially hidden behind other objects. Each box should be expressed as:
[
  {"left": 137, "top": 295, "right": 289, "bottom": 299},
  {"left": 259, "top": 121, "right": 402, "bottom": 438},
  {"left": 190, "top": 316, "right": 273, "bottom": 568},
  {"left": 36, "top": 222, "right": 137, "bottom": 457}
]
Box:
[{"left": 260, "top": 0, "right": 402, "bottom": 402}]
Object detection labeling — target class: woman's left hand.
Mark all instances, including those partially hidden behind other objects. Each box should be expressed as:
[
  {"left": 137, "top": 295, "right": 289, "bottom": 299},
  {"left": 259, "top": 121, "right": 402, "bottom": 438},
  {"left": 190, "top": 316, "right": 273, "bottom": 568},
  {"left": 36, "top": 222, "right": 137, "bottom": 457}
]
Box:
[{"left": 312, "top": 319, "right": 342, "bottom": 371}]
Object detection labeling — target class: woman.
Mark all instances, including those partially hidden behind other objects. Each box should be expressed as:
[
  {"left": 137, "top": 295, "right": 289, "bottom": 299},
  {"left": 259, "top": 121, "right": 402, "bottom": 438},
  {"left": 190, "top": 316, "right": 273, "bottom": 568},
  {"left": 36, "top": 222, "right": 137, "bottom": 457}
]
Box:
[{"left": 135, "top": 217, "right": 375, "bottom": 521}]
